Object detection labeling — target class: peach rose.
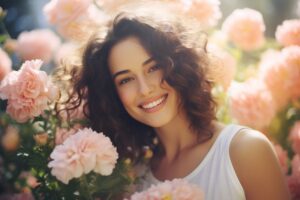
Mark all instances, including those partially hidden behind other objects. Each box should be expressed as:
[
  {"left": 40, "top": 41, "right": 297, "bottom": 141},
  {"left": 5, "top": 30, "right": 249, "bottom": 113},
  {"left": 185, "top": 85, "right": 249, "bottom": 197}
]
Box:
[
  {"left": 0, "top": 48, "right": 12, "bottom": 81},
  {"left": 16, "top": 29, "right": 60, "bottom": 63},
  {"left": 222, "top": 8, "right": 265, "bottom": 51},
  {"left": 228, "top": 79, "right": 276, "bottom": 130},
  {"left": 48, "top": 128, "right": 118, "bottom": 184},
  {"left": 1, "top": 125, "right": 20, "bottom": 151},
  {"left": 289, "top": 121, "right": 300, "bottom": 155},
  {"left": 275, "top": 19, "right": 300, "bottom": 47}
]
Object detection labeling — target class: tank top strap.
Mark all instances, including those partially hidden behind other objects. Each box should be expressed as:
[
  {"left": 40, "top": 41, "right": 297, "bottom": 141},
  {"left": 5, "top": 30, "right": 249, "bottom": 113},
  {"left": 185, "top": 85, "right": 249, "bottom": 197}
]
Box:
[{"left": 218, "top": 124, "right": 249, "bottom": 154}]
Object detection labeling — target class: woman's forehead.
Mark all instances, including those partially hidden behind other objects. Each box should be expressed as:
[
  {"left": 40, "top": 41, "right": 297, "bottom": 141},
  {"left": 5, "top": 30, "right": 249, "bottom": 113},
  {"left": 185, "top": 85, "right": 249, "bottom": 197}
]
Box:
[{"left": 108, "top": 37, "right": 152, "bottom": 73}]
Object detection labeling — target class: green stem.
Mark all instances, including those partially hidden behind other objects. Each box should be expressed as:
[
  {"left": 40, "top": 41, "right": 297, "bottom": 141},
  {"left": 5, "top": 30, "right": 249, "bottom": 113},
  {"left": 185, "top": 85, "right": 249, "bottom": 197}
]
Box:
[
  {"left": 0, "top": 20, "right": 11, "bottom": 40},
  {"left": 81, "top": 175, "right": 93, "bottom": 200}
]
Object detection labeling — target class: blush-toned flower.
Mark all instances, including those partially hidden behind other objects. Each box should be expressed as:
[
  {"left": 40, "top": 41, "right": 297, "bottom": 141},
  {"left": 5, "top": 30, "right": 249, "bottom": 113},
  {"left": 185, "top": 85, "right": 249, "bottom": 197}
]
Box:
[
  {"left": 258, "top": 49, "right": 290, "bottom": 110},
  {"left": 48, "top": 128, "right": 118, "bottom": 184},
  {"left": 280, "top": 45, "right": 300, "bottom": 100},
  {"left": 16, "top": 29, "right": 60, "bottom": 63},
  {"left": 1, "top": 125, "right": 20, "bottom": 151},
  {"left": 0, "top": 60, "right": 59, "bottom": 123},
  {"left": 287, "top": 155, "right": 300, "bottom": 199},
  {"left": 0, "top": 48, "right": 12, "bottom": 81},
  {"left": 43, "top": 0, "right": 92, "bottom": 25},
  {"left": 289, "top": 121, "right": 300, "bottom": 155},
  {"left": 207, "top": 43, "right": 236, "bottom": 90},
  {"left": 275, "top": 19, "right": 300, "bottom": 47},
  {"left": 179, "top": 0, "right": 222, "bottom": 28},
  {"left": 222, "top": 8, "right": 265, "bottom": 51},
  {"left": 228, "top": 79, "right": 276, "bottom": 130},
  {"left": 54, "top": 42, "right": 78, "bottom": 65},
  {"left": 273, "top": 144, "right": 289, "bottom": 174},
  {"left": 55, "top": 125, "right": 81, "bottom": 145},
  {"left": 34, "top": 133, "right": 48, "bottom": 146},
  {"left": 128, "top": 179, "right": 204, "bottom": 200}
]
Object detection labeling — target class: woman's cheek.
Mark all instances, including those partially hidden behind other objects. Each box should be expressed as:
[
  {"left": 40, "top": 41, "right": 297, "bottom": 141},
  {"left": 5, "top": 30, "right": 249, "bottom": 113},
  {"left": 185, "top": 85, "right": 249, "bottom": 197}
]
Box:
[{"left": 117, "top": 85, "right": 137, "bottom": 106}]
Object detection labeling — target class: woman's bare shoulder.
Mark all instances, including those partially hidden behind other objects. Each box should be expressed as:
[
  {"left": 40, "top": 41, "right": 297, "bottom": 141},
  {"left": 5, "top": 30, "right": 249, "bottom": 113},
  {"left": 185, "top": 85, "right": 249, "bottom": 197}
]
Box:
[{"left": 229, "top": 128, "right": 290, "bottom": 200}]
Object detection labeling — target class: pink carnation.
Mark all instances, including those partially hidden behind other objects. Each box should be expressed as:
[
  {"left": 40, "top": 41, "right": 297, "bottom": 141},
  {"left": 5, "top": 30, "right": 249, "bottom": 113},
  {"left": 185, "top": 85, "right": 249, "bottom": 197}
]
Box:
[
  {"left": 207, "top": 43, "right": 236, "bottom": 90},
  {"left": 289, "top": 121, "right": 300, "bottom": 155},
  {"left": 275, "top": 19, "right": 300, "bottom": 47},
  {"left": 129, "top": 179, "right": 204, "bottom": 200},
  {"left": 48, "top": 128, "right": 118, "bottom": 184},
  {"left": 287, "top": 155, "right": 300, "bottom": 199},
  {"left": 0, "top": 48, "right": 12, "bottom": 81},
  {"left": 44, "top": 0, "right": 107, "bottom": 41},
  {"left": 43, "top": 0, "right": 92, "bottom": 25},
  {"left": 273, "top": 144, "right": 289, "bottom": 174},
  {"left": 16, "top": 29, "right": 60, "bottom": 63},
  {"left": 181, "top": 0, "right": 222, "bottom": 27},
  {"left": 280, "top": 45, "right": 300, "bottom": 100},
  {"left": 55, "top": 125, "right": 81, "bottom": 145},
  {"left": 0, "top": 60, "right": 59, "bottom": 123},
  {"left": 228, "top": 79, "right": 276, "bottom": 130},
  {"left": 258, "top": 50, "right": 290, "bottom": 110},
  {"left": 222, "top": 8, "right": 265, "bottom": 51}
]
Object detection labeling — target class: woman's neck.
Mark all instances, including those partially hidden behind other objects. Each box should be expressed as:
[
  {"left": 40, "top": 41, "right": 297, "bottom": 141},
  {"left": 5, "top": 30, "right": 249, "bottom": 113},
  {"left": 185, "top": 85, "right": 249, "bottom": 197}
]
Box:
[{"left": 154, "top": 111, "right": 200, "bottom": 162}]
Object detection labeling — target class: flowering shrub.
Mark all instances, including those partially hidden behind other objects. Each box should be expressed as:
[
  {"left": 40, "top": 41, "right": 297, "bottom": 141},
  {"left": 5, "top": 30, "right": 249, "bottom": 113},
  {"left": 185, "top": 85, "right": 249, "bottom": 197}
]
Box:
[{"left": 0, "top": 0, "right": 300, "bottom": 199}]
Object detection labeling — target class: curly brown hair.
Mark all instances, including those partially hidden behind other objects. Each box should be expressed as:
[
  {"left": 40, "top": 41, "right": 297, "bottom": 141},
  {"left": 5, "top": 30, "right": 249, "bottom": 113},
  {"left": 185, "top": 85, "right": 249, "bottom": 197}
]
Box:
[{"left": 59, "top": 13, "right": 217, "bottom": 161}]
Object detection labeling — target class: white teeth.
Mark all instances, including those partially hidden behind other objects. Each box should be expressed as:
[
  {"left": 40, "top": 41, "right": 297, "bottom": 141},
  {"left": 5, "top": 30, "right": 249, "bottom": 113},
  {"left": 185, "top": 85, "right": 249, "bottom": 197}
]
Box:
[{"left": 142, "top": 96, "right": 165, "bottom": 109}]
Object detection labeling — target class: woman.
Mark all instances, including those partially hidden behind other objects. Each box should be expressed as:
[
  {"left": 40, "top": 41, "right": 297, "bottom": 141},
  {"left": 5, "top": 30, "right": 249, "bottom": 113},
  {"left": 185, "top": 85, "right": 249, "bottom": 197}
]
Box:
[{"left": 63, "top": 12, "right": 290, "bottom": 200}]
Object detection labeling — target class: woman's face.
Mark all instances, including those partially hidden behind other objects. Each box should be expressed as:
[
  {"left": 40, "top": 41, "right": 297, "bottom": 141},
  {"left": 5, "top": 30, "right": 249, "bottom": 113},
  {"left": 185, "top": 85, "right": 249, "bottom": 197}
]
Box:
[{"left": 108, "top": 37, "right": 180, "bottom": 128}]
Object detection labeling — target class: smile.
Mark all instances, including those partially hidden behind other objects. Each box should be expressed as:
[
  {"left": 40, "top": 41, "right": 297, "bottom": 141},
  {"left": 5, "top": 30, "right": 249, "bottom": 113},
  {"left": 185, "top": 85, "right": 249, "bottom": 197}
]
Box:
[{"left": 139, "top": 94, "right": 168, "bottom": 113}]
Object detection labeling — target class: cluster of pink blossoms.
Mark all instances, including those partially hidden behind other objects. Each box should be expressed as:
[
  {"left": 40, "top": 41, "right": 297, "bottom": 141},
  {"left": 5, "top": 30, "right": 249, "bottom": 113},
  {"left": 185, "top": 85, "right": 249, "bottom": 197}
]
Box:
[
  {"left": 128, "top": 179, "right": 204, "bottom": 200},
  {"left": 222, "top": 8, "right": 265, "bottom": 51},
  {"left": 48, "top": 128, "right": 118, "bottom": 184},
  {"left": 0, "top": 60, "right": 58, "bottom": 123}
]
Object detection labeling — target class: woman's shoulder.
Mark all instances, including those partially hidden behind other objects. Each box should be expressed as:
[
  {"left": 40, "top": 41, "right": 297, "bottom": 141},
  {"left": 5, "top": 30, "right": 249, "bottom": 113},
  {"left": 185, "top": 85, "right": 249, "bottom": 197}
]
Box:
[{"left": 229, "top": 128, "right": 290, "bottom": 199}]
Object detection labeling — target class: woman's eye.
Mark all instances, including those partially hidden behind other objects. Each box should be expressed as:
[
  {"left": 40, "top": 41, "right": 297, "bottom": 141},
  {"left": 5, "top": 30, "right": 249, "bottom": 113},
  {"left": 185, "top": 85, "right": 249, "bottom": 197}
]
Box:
[
  {"left": 118, "top": 77, "right": 134, "bottom": 85},
  {"left": 148, "top": 65, "right": 161, "bottom": 73}
]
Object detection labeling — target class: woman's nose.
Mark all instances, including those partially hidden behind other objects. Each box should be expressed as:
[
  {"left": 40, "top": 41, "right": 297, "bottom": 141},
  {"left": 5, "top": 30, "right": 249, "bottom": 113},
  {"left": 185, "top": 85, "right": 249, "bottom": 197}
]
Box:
[{"left": 138, "top": 77, "right": 154, "bottom": 96}]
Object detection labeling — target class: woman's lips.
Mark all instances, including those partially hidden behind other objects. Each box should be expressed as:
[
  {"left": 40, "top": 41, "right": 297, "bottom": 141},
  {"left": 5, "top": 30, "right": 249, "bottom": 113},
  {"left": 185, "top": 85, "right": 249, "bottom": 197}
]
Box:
[{"left": 139, "top": 94, "right": 168, "bottom": 113}]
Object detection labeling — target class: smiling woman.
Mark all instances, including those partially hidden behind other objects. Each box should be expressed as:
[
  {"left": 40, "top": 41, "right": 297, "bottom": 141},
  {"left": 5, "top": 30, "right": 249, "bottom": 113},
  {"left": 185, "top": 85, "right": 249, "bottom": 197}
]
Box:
[{"left": 58, "top": 8, "right": 290, "bottom": 200}]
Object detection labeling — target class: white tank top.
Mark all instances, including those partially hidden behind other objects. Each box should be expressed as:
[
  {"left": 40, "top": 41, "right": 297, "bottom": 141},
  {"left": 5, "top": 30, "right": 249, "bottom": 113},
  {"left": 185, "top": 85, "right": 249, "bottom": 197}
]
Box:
[{"left": 139, "top": 124, "right": 246, "bottom": 200}]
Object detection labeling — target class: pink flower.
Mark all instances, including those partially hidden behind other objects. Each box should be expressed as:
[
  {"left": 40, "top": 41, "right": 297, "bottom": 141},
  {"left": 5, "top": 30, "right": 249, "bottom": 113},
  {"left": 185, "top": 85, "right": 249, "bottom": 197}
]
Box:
[
  {"left": 54, "top": 42, "right": 78, "bottom": 65},
  {"left": 222, "top": 8, "right": 265, "bottom": 51},
  {"left": 289, "top": 121, "right": 300, "bottom": 155},
  {"left": 44, "top": 0, "right": 92, "bottom": 25},
  {"left": 16, "top": 29, "right": 60, "bottom": 63},
  {"left": 44, "top": 0, "right": 107, "bottom": 41},
  {"left": 280, "top": 46, "right": 300, "bottom": 100},
  {"left": 0, "top": 60, "right": 59, "bottom": 123},
  {"left": 1, "top": 125, "right": 20, "bottom": 151},
  {"left": 181, "top": 0, "right": 222, "bottom": 27},
  {"left": 228, "top": 79, "right": 276, "bottom": 130},
  {"left": 207, "top": 43, "right": 236, "bottom": 90},
  {"left": 273, "top": 144, "right": 289, "bottom": 174},
  {"left": 287, "top": 155, "right": 300, "bottom": 199},
  {"left": 48, "top": 128, "right": 118, "bottom": 184},
  {"left": 275, "top": 19, "right": 300, "bottom": 47},
  {"left": 258, "top": 49, "right": 290, "bottom": 110},
  {"left": 129, "top": 179, "right": 204, "bottom": 200},
  {"left": 0, "top": 48, "right": 12, "bottom": 81},
  {"left": 55, "top": 125, "right": 81, "bottom": 145}
]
